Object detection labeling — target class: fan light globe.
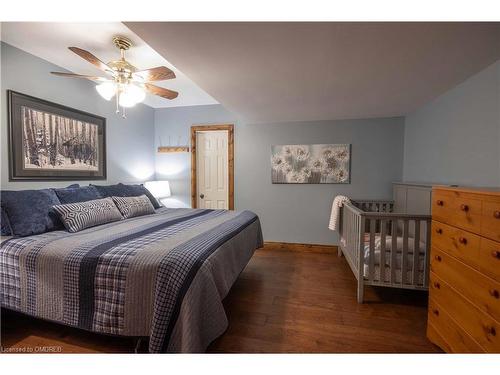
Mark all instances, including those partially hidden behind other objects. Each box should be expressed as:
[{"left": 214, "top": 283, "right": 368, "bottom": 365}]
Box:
[
  {"left": 96, "top": 82, "right": 116, "bottom": 101},
  {"left": 119, "top": 84, "right": 146, "bottom": 107}
]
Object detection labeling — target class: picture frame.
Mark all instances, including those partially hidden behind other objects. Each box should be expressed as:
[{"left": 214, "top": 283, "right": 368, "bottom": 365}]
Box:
[
  {"left": 271, "top": 144, "right": 351, "bottom": 184},
  {"left": 7, "top": 90, "right": 106, "bottom": 181}
]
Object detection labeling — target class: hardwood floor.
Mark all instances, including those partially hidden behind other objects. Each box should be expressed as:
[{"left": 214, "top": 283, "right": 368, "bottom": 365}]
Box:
[{"left": 0, "top": 245, "right": 440, "bottom": 353}]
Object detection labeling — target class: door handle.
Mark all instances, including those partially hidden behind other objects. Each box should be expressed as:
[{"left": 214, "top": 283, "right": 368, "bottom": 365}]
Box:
[{"left": 199, "top": 193, "right": 205, "bottom": 199}]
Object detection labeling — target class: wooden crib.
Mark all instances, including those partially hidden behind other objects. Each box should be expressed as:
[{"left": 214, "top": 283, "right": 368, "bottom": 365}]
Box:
[{"left": 338, "top": 200, "right": 432, "bottom": 303}]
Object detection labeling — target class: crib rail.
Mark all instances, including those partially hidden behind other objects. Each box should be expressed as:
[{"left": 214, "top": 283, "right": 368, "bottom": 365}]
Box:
[
  {"left": 353, "top": 200, "right": 394, "bottom": 213},
  {"left": 339, "top": 200, "right": 431, "bottom": 303},
  {"left": 339, "top": 202, "right": 363, "bottom": 282}
]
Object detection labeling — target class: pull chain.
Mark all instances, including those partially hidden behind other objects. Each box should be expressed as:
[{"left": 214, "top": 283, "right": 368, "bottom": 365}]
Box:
[{"left": 115, "top": 91, "right": 127, "bottom": 118}]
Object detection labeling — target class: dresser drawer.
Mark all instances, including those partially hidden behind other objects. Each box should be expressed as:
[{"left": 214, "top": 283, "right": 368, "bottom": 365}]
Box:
[
  {"left": 428, "top": 298, "right": 484, "bottom": 353},
  {"left": 481, "top": 200, "right": 500, "bottom": 242},
  {"left": 431, "top": 220, "right": 480, "bottom": 268},
  {"left": 430, "top": 247, "right": 500, "bottom": 322},
  {"left": 433, "top": 190, "right": 482, "bottom": 234},
  {"left": 429, "top": 272, "right": 500, "bottom": 352},
  {"left": 480, "top": 237, "right": 500, "bottom": 283},
  {"left": 432, "top": 190, "right": 451, "bottom": 223}
]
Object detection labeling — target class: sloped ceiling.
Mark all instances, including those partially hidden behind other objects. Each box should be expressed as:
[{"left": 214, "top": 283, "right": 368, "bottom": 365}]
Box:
[
  {"left": 127, "top": 22, "right": 500, "bottom": 123},
  {"left": 1, "top": 22, "right": 218, "bottom": 108}
]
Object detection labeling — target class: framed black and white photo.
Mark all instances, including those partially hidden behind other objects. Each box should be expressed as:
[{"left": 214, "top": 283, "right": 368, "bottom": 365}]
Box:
[{"left": 7, "top": 90, "right": 106, "bottom": 180}]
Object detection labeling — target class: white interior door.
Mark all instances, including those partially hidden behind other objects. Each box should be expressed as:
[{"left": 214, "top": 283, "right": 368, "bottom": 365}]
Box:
[{"left": 196, "top": 130, "right": 229, "bottom": 209}]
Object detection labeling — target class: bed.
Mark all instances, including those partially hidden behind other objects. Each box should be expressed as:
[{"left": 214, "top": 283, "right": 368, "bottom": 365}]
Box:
[
  {"left": 338, "top": 200, "right": 431, "bottom": 303},
  {"left": 0, "top": 207, "right": 263, "bottom": 353}
]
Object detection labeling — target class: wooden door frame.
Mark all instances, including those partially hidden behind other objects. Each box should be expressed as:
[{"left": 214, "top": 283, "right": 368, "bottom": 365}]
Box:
[{"left": 191, "top": 124, "right": 234, "bottom": 209}]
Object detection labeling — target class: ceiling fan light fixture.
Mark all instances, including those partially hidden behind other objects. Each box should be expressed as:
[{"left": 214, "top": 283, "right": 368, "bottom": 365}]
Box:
[
  {"left": 119, "top": 84, "right": 146, "bottom": 107},
  {"left": 96, "top": 81, "right": 116, "bottom": 101},
  {"left": 53, "top": 37, "right": 178, "bottom": 119}
]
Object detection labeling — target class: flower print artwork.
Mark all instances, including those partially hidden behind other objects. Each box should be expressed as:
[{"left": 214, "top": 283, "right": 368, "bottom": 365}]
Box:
[{"left": 271, "top": 144, "right": 350, "bottom": 184}]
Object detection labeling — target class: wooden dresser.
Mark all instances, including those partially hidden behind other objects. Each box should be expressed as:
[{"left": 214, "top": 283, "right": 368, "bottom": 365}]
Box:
[{"left": 428, "top": 186, "right": 500, "bottom": 353}]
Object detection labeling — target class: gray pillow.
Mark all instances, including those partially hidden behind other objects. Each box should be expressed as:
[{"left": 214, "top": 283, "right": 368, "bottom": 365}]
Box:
[
  {"left": 52, "top": 197, "right": 123, "bottom": 233},
  {"left": 112, "top": 195, "right": 156, "bottom": 219}
]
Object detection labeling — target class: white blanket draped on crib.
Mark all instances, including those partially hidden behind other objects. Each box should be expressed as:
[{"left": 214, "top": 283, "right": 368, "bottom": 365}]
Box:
[{"left": 328, "top": 195, "right": 351, "bottom": 231}]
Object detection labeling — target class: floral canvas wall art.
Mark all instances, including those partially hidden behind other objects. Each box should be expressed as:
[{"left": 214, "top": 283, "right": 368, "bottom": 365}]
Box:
[{"left": 271, "top": 144, "right": 351, "bottom": 184}]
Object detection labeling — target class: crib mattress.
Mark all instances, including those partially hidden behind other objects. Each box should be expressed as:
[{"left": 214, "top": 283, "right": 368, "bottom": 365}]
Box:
[
  {"left": 362, "top": 234, "right": 426, "bottom": 286},
  {"left": 363, "top": 264, "right": 425, "bottom": 285}
]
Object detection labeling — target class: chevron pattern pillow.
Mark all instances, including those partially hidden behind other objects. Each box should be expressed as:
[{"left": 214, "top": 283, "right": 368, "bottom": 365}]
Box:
[
  {"left": 53, "top": 197, "right": 123, "bottom": 233},
  {"left": 112, "top": 195, "right": 156, "bottom": 219}
]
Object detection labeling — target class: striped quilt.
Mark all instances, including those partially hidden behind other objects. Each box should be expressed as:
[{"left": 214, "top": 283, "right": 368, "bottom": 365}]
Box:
[{"left": 0, "top": 208, "right": 263, "bottom": 353}]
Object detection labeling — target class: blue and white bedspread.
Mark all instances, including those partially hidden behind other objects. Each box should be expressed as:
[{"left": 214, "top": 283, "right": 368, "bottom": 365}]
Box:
[{"left": 0, "top": 208, "right": 263, "bottom": 353}]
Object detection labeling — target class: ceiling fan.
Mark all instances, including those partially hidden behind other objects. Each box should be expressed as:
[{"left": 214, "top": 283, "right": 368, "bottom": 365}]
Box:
[{"left": 51, "top": 36, "right": 178, "bottom": 118}]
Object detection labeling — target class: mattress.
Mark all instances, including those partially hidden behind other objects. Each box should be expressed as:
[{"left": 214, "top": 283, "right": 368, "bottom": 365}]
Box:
[
  {"left": 363, "top": 264, "right": 425, "bottom": 285},
  {"left": 363, "top": 234, "right": 426, "bottom": 269},
  {"left": 0, "top": 207, "right": 263, "bottom": 353},
  {"left": 363, "top": 234, "right": 426, "bottom": 284}
]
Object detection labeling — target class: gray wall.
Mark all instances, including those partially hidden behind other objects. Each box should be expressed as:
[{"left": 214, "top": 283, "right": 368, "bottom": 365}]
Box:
[
  {"left": 1, "top": 42, "right": 156, "bottom": 190},
  {"left": 154, "top": 105, "right": 238, "bottom": 208},
  {"left": 11, "top": 41, "right": 497, "bottom": 245},
  {"left": 155, "top": 105, "right": 405, "bottom": 245},
  {"left": 403, "top": 60, "right": 500, "bottom": 186}
]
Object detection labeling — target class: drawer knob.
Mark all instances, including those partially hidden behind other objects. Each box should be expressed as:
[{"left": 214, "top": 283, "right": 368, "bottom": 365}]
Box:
[
  {"left": 492, "top": 251, "right": 500, "bottom": 260},
  {"left": 436, "top": 200, "right": 444, "bottom": 206},
  {"left": 485, "top": 326, "right": 496, "bottom": 337},
  {"left": 435, "top": 228, "right": 443, "bottom": 234},
  {"left": 433, "top": 282, "right": 441, "bottom": 289},
  {"left": 460, "top": 204, "right": 469, "bottom": 212},
  {"left": 458, "top": 237, "right": 468, "bottom": 245},
  {"left": 494, "top": 211, "right": 500, "bottom": 219},
  {"left": 435, "top": 255, "right": 442, "bottom": 262},
  {"left": 432, "top": 309, "right": 439, "bottom": 316},
  {"left": 490, "top": 289, "right": 500, "bottom": 299}
]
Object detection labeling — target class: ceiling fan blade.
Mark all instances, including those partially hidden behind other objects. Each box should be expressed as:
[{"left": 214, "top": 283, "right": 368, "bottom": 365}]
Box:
[
  {"left": 145, "top": 83, "right": 178, "bottom": 100},
  {"left": 68, "top": 47, "right": 113, "bottom": 73},
  {"left": 134, "top": 66, "right": 176, "bottom": 82},
  {"left": 51, "top": 72, "right": 110, "bottom": 82}
]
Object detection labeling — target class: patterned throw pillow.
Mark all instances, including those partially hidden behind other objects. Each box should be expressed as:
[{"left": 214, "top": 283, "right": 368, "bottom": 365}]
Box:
[
  {"left": 52, "top": 197, "right": 123, "bottom": 233},
  {"left": 112, "top": 195, "right": 156, "bottom": 219}
]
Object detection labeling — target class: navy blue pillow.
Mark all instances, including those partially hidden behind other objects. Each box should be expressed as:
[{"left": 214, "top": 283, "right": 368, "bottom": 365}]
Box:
[
  {"left": 1, "top": 189, "right": 62, "bottom": 237},
  {"left": 1, "top": 207, "right": 12, "bottom": 236},
  {"left": 0, "top": 184, "right": 78, "bottom": 236},
  {"left": 54, "top": 186, "right": 102, "bottom": 204},
  {"left": 91, "top": 183, "right": 160, "bottom": 209},
  {"left": 91, "top": 183, "right": 127, "bottom": 198}
]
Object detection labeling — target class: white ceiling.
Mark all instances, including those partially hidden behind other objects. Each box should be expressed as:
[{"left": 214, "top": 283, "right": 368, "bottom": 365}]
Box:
[
  {"left": 0, "top": 22, "right": 218, "bottom": 108},
  {"left": 127, "top": 22, "right": 500, "bottom": 123}
]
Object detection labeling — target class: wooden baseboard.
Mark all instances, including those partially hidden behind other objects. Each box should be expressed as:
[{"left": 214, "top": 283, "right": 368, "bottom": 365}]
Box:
[{"left": 263, "top": 241, "right": 337, "bottom": 254}]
